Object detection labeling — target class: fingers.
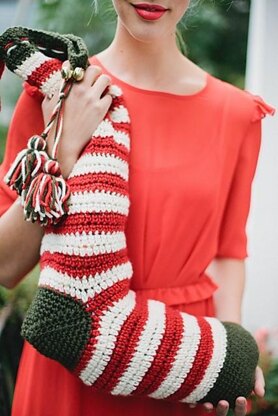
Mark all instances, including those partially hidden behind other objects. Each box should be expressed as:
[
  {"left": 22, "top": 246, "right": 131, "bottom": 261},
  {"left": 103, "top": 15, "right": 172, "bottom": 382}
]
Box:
[
  {"left": 203, "top": 402, "right": 214, "bottom": 412},
  {"left": 200, "top": 397, "right": 249, "bottom": 416},
  {"left": 254, "top": 366, "right": 265, "bottom": 397},
  {"left": 83, "top": 64, "right": 102, "bottom": 86},
  {"left": 72, "top": 64, "right": 111, "bottom": 101},
  {"left": 213, "top": 397, "right": 247, "bottom": 416},
  {"left": 234, "top": 397, "right": 247, "bottom": 416},
  {"left": 42, "top": 88, "right": 60, "bottom": 126},
  {"left": 100, "top": 92, "right": 113, "bottom": 109},
  {"left": 92, "top": 73, "right": 111, "bottom": 98},
  {"left": 61, "top": 63, "right": 112, "bottom": 101},
  {"left": 215, "top": 400, "right": 229, "bottom": 416}
]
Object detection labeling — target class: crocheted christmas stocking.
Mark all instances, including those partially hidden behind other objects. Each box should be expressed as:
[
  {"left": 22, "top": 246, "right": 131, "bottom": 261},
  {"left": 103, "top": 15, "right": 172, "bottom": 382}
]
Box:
[{"left": 0, "top": 27, "right": 259, "bottom": 407}]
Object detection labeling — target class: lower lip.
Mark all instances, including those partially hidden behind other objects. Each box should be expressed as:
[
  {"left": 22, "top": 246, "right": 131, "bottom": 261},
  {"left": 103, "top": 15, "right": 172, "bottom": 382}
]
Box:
[{"left": 134, "top": 7, "right": 167, "bottom": 21}]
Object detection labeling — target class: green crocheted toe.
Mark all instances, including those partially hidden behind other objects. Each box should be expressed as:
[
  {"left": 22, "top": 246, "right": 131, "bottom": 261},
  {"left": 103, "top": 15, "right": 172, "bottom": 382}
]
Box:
[
  {"left": 199, "top": 322, "right": 259, "bottom": 408},
  {"left": 21, "top": 288, "right": 91, "bottom": 370}
]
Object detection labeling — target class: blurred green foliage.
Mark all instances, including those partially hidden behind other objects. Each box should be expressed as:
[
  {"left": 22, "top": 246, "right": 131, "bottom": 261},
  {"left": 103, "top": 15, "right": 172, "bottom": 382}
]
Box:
[
  {"left": 0, "top": 125, "right": 7, "bottom": 162},
  {"left": 184, "top": 0, "right": 250, "bottom": 86},
  {"left": 0, "top": 268, "right": 39, "bottom": 313},
  {"left": 36, "top": 0, "right": 117, "bottom": 54}
]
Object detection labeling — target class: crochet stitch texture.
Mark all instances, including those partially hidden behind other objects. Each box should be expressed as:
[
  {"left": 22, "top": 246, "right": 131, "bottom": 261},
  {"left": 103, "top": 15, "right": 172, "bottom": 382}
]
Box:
[{"left": 0, "top": 27, "right": 259, "bottom": 408}]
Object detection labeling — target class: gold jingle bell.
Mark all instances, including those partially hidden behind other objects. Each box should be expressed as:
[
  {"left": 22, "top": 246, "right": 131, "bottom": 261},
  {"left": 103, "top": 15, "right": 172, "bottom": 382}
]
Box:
[
  {"left": 61, "top": 65, "right": 73, "bottom": 81},
  {"left": 72, "top": 67, "right": 85, "bottom": 82}
]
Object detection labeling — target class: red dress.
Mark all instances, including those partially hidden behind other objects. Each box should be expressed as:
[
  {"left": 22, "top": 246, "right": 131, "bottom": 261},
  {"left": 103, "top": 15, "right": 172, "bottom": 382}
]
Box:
[{"left": 0, "top": 57, "right": 274, "bottom": 415}]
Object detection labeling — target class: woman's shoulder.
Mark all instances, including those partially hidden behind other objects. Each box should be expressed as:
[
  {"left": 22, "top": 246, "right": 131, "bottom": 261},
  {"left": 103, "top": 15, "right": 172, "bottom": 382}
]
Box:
[{"left": 208, "top": 74, "right": 275, "bottom": 123}]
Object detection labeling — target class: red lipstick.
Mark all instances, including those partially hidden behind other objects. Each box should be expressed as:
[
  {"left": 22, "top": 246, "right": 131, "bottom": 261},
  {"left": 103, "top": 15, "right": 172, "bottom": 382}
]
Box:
[{"left": 132, "top": 3, "right": 168, "bottom": 21}]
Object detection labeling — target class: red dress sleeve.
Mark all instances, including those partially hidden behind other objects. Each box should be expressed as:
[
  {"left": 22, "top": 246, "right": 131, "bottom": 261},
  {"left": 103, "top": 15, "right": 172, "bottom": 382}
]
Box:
[
  {"left": 0, "top": 84, "right": 44, "bottom": 216},
  {"left": 216, "top": 95, "right": 275, "bottom": 259}
]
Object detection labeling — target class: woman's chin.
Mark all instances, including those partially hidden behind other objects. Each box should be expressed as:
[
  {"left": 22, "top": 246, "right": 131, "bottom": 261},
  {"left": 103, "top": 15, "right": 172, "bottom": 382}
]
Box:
[{"left": 121, "top": 21, "right": 172, "bottom": 44}]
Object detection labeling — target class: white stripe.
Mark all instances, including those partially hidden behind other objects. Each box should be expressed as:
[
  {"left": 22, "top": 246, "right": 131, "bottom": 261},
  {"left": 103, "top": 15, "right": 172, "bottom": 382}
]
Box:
[
  {"left": 148, "top": 313, "right": 201, "bottom": 400},
  {"left": 93, "top": 120, "right": 115, "bottom": 138},
  {"left": 40, "top": 231, "right": 126, "bottom": 257},
  {"left": 180, "top": 318, "right": 227, "bottom": 403},
  {"left": 41, "top": 70, "right": 62, "bottom": 98},
  {"left": 108, "top": 85, "right": 123, "bottom": 97},
  {"left": 80, "top": 291, "right": 136, "bottom": 385},
  {"left": 111, "top": 301, "right": 166, "bottom": 396},
  {"left": 68, "top": 190, "right": 130, "bottom": 216},
  {"left": 14, "top": 51, "right": 51, "bottom": 81},
  {"left": 114, "top": 130, "right": 130, "bottom": 151},
  {"left": 39, "top": 262, "right": 133, "bottom": 303},
  {"left": 109, "top": 105, "right": 130, "bottom": 123},
  {"left": 93, "top": 120, "right": 130, "bottom": 151},
  {"left": 69, "top": 153, "right": 128, "bottom": 182}
]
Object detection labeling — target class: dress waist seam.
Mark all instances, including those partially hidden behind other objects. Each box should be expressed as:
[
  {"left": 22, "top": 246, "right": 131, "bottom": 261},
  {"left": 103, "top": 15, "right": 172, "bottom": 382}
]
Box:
[{"left": 132, "top": 273, "right": 218, "bottom": 306}]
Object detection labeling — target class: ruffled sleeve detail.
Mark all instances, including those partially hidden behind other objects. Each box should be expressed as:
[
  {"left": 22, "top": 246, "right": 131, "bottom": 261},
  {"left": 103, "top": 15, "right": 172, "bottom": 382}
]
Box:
[{"left": 251, "top": 94, "right": 275, "bottom": 122}]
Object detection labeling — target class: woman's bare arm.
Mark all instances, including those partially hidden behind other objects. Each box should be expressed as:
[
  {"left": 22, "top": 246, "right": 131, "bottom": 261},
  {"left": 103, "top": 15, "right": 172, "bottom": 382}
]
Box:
[
  {"left": 0, "top": 200, "right": 44, "bottom": 289},
  {"left": 207, "top": 258, "right": 246, "bottom": 324}
]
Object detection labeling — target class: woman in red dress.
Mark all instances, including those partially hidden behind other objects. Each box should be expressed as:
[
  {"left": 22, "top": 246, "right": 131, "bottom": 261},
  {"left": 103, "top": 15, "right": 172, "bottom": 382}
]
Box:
[{"left": 0, "top": 1, "right": 274, "bottom": 415}]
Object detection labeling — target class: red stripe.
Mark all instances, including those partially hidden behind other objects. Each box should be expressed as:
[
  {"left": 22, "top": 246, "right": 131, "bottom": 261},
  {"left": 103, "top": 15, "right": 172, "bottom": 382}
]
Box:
[
  {"left": 74, "top": 279, "right": 130, "bottom": 376},
  {"left": 110, "top": 95, "right": 124, "bottom": 109},
  {"left": 92, "top": 294, "right": 149, "bottom": 392},
  {"left": 109, "top": 95, "right": 128, "bottom": 114},
  {"left": 27, "top": 58, "right": 61, "bottom": 88},
  {"left": 93, "top": 130, "right": 129, "bottom": 152},
  {"left": 40, "top": 248, "right": 128, "bottom": 278},
  {"left": 110, "top": 120, "right": 130, "bottom": 133},
  {"left": 67, "top": 173, "right": 128, "bottom": 196},
  {"left": 112, "top": 123, "right": 130, "bottom": 137},
  {"left": 167, "top": 317, "right": 213, "bottom": 402},
  {"left": 79, "top": 147, "right": 128, "bottom": 165},
  {"left": 84, "top": 136, "right": 129, "bottom": 159},
  {"left": 103, "top": 92, "right": 130, "bottom": 132},
  {"left": 133, "top": 307, "right": 184, "bottom": 396},
  {"left": 46, "top": 212, "right": 126, "bottom": 235},
  {"left": 86, "top": 278, "right": 130, "bottom": 314}
]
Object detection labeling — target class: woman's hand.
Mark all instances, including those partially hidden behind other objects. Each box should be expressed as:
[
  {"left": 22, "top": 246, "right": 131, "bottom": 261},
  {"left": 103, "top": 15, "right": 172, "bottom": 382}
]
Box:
[
  {"left": 42, "top": 64, "right": 113, "bottom": 178},
  {"left": 195, "top": 366, "right": 265, "bottom": 415},
  {"left": 253, "top": 366, "right": 265, "bottom": 397}
]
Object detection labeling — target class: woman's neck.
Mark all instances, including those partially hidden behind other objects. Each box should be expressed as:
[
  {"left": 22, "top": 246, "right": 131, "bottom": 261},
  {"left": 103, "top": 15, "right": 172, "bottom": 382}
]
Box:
[{"left": 96, "top": 21, "right": 207, "bottom": 95}]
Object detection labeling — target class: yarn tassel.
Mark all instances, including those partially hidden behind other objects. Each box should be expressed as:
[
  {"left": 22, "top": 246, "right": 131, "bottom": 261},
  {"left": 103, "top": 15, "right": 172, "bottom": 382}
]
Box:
[
  {"left": 23, "top": 159, "right": 70, "bottom": 226},
  {"left": 5, "top": 77, "right": 73, "bottom": 226},
  {"left": 4, "top": 135, "right": 49, "bottom": 196}
]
